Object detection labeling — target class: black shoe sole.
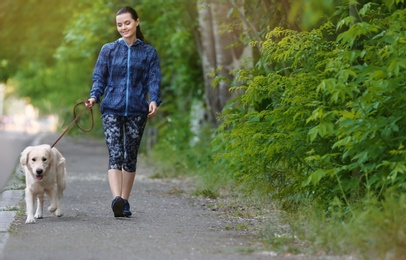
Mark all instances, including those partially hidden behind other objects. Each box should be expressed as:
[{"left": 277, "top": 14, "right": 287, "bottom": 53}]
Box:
[{"left": 112, "top": 197, "right": 125, "bottom": 217}]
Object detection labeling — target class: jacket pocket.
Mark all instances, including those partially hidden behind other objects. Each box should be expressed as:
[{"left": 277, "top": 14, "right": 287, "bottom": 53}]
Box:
[{"left": 100, "top": 91, "right": 110, "bottom": 111}]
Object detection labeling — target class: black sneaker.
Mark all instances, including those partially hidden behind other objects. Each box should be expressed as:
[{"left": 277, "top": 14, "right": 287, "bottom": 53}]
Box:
[
  {"left": 111, "top": 196, "right": 124, "bottom": 217},
  {"left": 123, "top": 199, "right": 132, "bottom": 217}
]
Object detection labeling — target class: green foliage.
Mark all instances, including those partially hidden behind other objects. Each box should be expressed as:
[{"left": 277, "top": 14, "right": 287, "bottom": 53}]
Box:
[
  {"left": 0, "top": 0, "right": 78, "bottom": 82},
  {"left": 150, "top": 112, "right": 229, "bottom": 190},
  {"left": 192, "top": 189, "right": 219, "bottom": 199},
  {"left": 306, "top": 3, "right": 406, "bottom": 201},
  {"left": 134, "top": 0, "right": 212, "bottom": 183},
  {"left": 290, "top": 0, "right": 340, "bottom": 30},
  {"left": 214, "top": 1, "right": 406, "bottom": 207},
  {"left": 49, "top": 0, "right": 117, "bottom": 110},
  {"left": 0, "top": 0, "right": 104, "bottom": 115},
  {"left": 214, "top": 23, "right": 338, "bottom": 205},
  {"left": 138, "top": 0, "right": 204, "bottom": 115}
]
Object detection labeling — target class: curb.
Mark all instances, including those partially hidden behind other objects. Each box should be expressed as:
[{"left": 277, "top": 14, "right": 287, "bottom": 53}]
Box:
[{"left": 0, "top": 133, "right": 46, "bottom": 254}]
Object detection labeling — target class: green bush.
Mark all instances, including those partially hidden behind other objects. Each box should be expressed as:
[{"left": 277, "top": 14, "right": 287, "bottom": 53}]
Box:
[
  {"left": 214, "top": 2, "right": 406, "bottom": 207},
  {"left": 306, "top": 4, "right": 406, "bottom": 202}
]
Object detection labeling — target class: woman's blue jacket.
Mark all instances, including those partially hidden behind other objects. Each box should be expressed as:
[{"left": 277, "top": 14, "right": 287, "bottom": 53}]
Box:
[{"left": 90, "top": 38, "right": 162, "bottom": 117}]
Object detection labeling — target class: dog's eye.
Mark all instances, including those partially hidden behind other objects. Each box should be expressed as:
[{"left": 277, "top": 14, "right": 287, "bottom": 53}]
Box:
[
  {"left": 42, "top": 158, "right": 47, "bottom": 162},
  {"left": 31, "top": 158, "right": 36, "bottom": 162}
]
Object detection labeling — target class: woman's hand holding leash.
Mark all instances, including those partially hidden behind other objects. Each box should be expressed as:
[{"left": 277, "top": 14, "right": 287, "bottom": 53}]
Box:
[{"left": 86, "top": 98, "right": 96, "bottom": 109}]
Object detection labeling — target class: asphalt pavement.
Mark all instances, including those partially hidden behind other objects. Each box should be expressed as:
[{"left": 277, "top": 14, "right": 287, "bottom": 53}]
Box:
[{"left": 0, "top": 133, "right": 279, "bottom": 260}]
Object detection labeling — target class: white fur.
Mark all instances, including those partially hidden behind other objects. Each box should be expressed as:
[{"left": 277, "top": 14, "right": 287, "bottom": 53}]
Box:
[{"left": 20, "top": 144, "right": 67, "bottom": 224}]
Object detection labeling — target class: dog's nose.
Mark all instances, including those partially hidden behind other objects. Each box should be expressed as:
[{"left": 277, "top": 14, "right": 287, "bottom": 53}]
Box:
[{"left": 36, "top": 169, "right": 43, "bottom": 175}]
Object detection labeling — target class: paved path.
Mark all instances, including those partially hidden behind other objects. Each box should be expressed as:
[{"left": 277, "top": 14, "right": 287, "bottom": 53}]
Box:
[{"left": 0, "top": 133, "right": 281, "bottom": 260}]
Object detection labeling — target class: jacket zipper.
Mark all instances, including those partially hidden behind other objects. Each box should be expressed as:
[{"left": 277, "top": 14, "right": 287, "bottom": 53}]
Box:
[{"left": 125, "top": 45, "right": 130, "bottom": 116}]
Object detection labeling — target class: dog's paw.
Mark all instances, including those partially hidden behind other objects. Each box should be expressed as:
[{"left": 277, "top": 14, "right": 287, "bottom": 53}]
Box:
[
  {"left": 48, "top": 205, "right": 57, "bottom": 213},
  {"left": 35, "top": 209, "right": 43, "bottom": 219},
  {"left": 25, "top": 217, "right": 36, "bottom": 224},
  {"left": 55, "top": 209, "right": 63, "bottom": 217}
]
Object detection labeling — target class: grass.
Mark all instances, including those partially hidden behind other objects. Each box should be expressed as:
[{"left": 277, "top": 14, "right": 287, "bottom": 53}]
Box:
[
  {"left": 261, "top": 194, "right": 406, "bottom": 259},
  {"left": 192, "top": 189, "right": 219, "bottom": 199},
  {"left": 3, "top": 206, "right": 19, "bottom": 211}
]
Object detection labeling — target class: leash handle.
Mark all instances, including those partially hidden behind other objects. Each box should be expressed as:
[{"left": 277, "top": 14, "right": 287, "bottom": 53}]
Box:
[
  {"left": 51, "top": 100, "right": 94, "bottom": 148},
  {"left": 73, "top": 101, "right": 94, "bottom": 132}
]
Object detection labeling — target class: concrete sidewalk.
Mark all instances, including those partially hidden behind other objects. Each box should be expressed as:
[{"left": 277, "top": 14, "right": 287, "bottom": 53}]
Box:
[{"left": 0, "top": 133, "right": 274, "bottom": 260}]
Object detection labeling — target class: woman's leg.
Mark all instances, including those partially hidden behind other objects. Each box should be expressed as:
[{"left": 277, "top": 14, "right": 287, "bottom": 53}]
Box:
[
  {"left": 108, "top": 169, "right": 123, "bottom": 197},
  {"left": 121, "top": 170, "right": 135, "bottom": 200},
  {"left": 122, "top": 116, "right": 146, "bottom": 198},
  {"left": 102, "top": 115, "right": 124, "bottom": 199}
]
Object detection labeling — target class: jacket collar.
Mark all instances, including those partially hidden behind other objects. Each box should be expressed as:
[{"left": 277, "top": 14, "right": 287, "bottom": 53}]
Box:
[{"left": 118, "top": 38, "right": 143, "bottom": 47}]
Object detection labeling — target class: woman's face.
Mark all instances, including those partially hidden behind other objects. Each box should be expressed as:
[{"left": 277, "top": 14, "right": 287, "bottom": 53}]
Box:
[{"left": 116, "top": 13, "right": 139, "bottom": 41}]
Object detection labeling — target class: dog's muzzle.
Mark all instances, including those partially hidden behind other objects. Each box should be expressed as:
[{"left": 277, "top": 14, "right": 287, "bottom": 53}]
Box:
[{"left": 35, "top": 169, "right": 44, "bottom": 180}]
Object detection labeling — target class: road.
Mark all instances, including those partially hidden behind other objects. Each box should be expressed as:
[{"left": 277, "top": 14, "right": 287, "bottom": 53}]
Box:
[{"left": 0, "top": 131, "right": 38, "bottom": 191}]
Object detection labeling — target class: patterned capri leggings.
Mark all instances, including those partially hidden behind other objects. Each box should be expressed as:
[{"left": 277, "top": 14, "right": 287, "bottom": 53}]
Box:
[{"left": 101, "top": 114, "right": 147, "bottom": 172}]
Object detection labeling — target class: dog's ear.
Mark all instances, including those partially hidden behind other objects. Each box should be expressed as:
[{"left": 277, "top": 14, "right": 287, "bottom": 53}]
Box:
[
  {"left": 20, "top": 146, "right": 33, "bottom": 166},
  {"left": 46, "top": 146, "right": 54, "bottom": 166},
  {"left": 52, "top": 147, "right": 65, "bottom": 166}
]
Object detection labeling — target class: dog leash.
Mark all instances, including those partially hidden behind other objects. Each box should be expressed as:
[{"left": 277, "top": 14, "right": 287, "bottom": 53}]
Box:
[{"left": 50, "top": 100, "right": 94, "bottom": 148}]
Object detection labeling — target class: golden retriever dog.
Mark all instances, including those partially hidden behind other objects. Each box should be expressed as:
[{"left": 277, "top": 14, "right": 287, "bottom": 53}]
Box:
[{"left": 20, "top": 144, "right": 67, "bottom": 224}]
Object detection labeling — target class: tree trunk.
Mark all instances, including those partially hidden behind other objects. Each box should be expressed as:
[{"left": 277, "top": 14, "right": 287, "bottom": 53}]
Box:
[
  {"left": 279, "top": 0, "right": 301, "bottom": 31},
  {"left": 197, "top": 0, "right": 250, "bottom": 127}
]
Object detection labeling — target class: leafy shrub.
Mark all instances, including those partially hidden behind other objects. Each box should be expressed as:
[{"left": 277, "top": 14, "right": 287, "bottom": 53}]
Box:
[
  {"left": 213, "top": 23, "right": 338, "bottom": 206},
  {"left": 214, "top": 1, "right": 406, "bottom": 207},
  {"left": 305, "top": 3, "right": 406, "bottom": 201}
]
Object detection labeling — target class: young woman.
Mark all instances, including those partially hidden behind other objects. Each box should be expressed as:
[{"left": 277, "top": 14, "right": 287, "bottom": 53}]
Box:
[{"left": 86, "top": 6, "right": 162, "bottom": 217}]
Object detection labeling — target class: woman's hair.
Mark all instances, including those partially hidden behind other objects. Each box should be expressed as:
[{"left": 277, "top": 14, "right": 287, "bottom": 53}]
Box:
[{"left": 116, "top": 6, "right": 145, "bottom": 42}]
